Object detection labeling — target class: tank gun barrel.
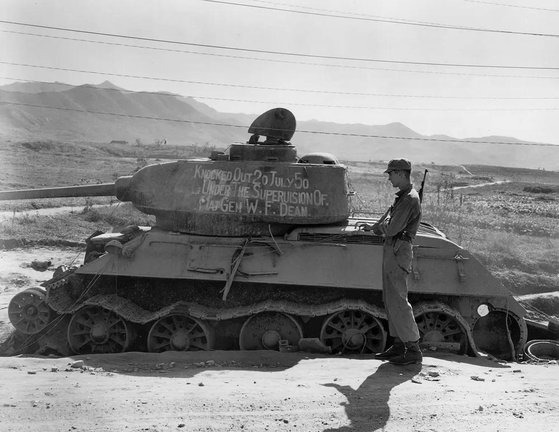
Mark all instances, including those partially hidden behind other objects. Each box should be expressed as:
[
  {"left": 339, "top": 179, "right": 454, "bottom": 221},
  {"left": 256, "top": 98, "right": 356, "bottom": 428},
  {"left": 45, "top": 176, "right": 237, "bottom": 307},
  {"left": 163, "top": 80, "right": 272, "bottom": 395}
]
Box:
[{"left": 0, "top": 177, "right": 132, "bottom": 201}]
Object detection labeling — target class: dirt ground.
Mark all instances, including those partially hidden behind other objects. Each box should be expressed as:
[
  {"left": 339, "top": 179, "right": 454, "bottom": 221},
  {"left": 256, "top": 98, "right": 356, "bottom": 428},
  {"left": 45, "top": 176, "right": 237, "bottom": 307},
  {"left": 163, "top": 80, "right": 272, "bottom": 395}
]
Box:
[
  {"left": 0, "top": 351, "right": 557, "bottom": 432},
  {"left": 0, "top": 247, "right": 558, "bottom": 432}
]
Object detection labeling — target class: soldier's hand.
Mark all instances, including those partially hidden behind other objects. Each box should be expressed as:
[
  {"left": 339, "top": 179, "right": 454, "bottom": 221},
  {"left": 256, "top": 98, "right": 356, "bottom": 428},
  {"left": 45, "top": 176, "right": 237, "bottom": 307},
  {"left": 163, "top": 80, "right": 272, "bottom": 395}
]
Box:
[
  {"left": 358, "top": 223, "right": 372, "bottom": 231},
  {"left": 369, "top": 223, "right": 385, "bottom": 236}
]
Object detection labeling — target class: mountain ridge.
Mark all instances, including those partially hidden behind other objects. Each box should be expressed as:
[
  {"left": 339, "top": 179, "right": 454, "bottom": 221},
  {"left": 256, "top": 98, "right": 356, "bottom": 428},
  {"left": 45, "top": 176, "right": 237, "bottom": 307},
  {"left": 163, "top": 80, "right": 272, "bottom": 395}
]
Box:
[{"left": 0, "top": 81, "right": 556, "bottom": 170}]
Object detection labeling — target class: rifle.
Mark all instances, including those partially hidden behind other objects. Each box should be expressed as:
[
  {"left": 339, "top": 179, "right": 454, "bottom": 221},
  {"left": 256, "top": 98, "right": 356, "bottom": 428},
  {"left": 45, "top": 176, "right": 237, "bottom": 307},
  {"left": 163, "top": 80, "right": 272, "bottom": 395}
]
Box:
[{"left": 418, "top": 169, "right": 429, "bottom": 203}]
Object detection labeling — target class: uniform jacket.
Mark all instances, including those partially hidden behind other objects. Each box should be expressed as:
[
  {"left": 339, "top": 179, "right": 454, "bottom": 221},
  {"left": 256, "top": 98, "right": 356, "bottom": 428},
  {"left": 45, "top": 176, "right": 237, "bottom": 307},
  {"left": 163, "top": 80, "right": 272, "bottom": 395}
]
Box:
[{"left": 375, "top": 184, "right": 421, "bottom": 240}]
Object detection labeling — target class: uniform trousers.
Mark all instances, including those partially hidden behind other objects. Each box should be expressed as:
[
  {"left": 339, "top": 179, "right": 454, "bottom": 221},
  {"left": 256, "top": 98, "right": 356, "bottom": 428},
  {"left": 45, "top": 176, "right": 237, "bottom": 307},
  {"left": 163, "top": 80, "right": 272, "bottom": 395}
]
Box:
[{"left": 382, "top": 238, "right": 420, "bottom": 343}]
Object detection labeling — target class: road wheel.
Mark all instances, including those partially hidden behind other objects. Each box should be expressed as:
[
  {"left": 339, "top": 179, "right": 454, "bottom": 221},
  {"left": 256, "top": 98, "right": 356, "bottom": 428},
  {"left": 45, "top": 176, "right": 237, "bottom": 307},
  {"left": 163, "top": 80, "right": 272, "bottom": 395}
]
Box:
[
  {"left": 8, "top": 287, "right": 52, "bottom": 335},
  {"left": 67, "top": 306, "right": 134, "bottom": 354},
  {"left": 320, "top": 309, "right": 386, "bottom": 354},
  {"left": 414, "top": 302, "right": 469, "bottom": 354},
  {"left": 239, "top": 312, "right": 303, "bottom": 350},
  {"left": 147, "top": 315, "right": 213, "bottom": 352}
]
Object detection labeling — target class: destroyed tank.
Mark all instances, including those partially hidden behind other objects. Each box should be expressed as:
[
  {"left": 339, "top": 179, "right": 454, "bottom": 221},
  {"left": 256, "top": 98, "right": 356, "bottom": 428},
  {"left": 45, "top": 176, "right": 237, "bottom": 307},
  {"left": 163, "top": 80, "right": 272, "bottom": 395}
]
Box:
[{"left": 2, "top": 108, "right": 527, "bottom": 360}]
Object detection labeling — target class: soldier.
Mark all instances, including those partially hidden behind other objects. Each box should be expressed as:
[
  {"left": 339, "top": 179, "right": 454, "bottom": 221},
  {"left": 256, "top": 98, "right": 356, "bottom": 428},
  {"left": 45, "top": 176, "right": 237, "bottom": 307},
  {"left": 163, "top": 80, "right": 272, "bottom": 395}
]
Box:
[{"left": 361, "top": 159, "right": 422, "bottom": 365}]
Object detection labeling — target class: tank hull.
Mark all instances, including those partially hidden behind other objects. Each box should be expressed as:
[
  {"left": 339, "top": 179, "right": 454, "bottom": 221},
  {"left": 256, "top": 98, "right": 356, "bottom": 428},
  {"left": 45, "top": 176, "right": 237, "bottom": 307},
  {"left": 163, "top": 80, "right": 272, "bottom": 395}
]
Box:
[
  {"left": 76, "top": 221, "right": 521, "bottom": 304},
  {"left": 11, "top": 217, "right": 526, "bottom": 360}
]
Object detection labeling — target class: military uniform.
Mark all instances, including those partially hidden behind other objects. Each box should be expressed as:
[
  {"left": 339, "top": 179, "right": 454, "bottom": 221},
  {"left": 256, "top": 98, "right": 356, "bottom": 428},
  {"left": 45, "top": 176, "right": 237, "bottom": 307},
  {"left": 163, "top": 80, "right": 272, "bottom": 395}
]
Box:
[
  {"left": 367, "top": 159, "right": 423, "bottom": 365},
  {"left": 375, "top": 184, "right": 421, "bottom": 343}
]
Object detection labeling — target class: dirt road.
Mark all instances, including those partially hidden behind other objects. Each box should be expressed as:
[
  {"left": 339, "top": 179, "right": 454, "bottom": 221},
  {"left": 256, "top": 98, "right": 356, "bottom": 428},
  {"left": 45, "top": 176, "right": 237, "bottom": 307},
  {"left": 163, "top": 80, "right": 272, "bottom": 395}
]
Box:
[{"left": 0, "top": 350, "right": 557, "bottom": 432}]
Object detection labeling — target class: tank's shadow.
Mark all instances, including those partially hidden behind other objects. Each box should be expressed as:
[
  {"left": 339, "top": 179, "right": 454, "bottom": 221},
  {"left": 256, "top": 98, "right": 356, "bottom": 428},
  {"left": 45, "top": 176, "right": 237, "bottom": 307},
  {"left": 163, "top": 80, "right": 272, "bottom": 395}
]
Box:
[
  {"left": 65, "top": 349, "right": 511, "bottom": 374},
  {"left": 4, "top": 347, "right": 512, "bottom": 375},
  {"left": 64, "top": 349, "right": 316, "bottom": 378}
]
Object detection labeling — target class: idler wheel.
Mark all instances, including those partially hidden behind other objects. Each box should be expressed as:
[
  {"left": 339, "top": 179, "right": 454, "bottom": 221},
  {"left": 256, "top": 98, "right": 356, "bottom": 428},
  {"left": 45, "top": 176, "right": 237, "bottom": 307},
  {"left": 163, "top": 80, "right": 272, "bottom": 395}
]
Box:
[
  {"left": 414, "top": 303, "right": 469, "bottom": 354},
  {"left": 472, "top": 308, "right": 527, "bottom": 360},
  {"left": 320, "top": 309, "right": 386, "bottom": 354},
  {"left": 147, "top": 315, "right": 214, "bottom": 352},
  {"left": 239, "top": 312, "right": 302, "bottom": 350},
  {"left": 8, "top": 287, "right": 52, "bottom": 335},
  {"left": 67, "top": 306, "right": 134, "bottom": 354}
]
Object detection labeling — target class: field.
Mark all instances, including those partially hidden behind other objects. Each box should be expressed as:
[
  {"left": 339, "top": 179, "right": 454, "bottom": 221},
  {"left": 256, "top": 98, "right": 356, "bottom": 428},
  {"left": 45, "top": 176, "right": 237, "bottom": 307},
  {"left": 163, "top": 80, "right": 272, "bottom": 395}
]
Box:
[{"left": 0, "top": 139, "right": 558, "bottom": 301}]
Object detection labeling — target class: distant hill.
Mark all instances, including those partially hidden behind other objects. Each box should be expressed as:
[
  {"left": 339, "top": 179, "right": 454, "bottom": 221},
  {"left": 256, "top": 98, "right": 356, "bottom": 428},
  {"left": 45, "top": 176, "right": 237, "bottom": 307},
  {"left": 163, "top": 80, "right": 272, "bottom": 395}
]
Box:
[
  {"left": 0, "top": 80, "right": 127, "bottom": 94},
  {"left": 291, "top": 120, "right": 547, "bottom": 170},
  {"left": 0, "top": 81, "right": 557, "bottom": 170},
  {"left": 0, "top": 82, "right": 245, "bottom": 145},
  {"left": 0, "top": 81, "right": 73, "bottom": 94}
]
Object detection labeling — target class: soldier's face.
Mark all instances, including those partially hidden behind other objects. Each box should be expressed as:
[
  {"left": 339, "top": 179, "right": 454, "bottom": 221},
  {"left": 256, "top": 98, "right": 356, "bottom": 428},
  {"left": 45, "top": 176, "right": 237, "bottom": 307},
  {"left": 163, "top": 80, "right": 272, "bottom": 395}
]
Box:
[{"left": 387, "top": 170, "right": 402, "bottom": 187}]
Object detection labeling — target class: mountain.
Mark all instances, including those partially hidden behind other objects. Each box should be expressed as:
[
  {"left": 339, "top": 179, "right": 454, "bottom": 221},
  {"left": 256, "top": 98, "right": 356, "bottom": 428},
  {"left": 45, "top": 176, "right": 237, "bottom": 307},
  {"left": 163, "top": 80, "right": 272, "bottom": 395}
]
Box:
[
  {"left": 0, "top": 82, "right": 246, "bottom": 145},
  {"left": 0, "top": 81, "right": 556, "bottom": 170},
  {"left": 1, "top": 81, "right": 74, "bottom": 94},
  {"left": 289, "top": 120, "right": 550, "bottom": 169},
  {"left": 0, "top": 80, "right": 126, "bottom": 94},
  {"left": 94, "top": 81, "right": 127, "bottom": 91}
]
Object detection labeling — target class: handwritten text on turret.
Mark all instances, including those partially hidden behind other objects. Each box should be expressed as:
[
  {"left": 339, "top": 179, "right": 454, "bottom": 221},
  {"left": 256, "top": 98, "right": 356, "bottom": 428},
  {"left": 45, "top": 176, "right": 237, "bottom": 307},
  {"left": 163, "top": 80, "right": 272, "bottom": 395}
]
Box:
[{"left": 193, "top": 165, "right": 329, "bottom": 218}]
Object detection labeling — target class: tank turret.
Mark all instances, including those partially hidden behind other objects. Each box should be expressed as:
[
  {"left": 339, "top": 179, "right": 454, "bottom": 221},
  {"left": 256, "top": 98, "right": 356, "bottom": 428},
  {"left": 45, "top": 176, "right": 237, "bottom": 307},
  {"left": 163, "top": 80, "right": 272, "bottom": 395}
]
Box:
[{"left": 0, "top": 108, "right": 349, "bottom": 236}]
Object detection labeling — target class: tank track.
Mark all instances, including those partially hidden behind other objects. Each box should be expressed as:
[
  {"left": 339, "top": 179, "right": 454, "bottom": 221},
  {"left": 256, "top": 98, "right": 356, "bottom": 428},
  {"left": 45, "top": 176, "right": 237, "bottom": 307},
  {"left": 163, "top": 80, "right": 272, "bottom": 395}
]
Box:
[
  {"left": 15, "top": 271, "right": 519, "bottom": 359},
  {"left": 47, "top": 276, "right": 387, "bottom": 325},
  {"left": 29, "top": 271, "right": 390, "bottom": 355}
]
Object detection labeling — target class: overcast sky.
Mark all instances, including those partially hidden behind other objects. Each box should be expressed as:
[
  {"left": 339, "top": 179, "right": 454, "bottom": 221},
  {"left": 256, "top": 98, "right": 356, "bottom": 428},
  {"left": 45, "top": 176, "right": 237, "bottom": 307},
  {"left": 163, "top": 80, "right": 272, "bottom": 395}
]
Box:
[{"left": 1, "top": 0, "right": 559, "bottom": 145}]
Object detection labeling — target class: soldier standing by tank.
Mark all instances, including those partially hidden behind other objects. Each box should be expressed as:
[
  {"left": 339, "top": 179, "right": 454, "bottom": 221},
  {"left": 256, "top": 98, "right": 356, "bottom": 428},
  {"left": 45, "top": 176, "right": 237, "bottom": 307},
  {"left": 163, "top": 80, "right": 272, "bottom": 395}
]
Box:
[{"left": 361, "top": 159, "right": 422, "bottom": 365}]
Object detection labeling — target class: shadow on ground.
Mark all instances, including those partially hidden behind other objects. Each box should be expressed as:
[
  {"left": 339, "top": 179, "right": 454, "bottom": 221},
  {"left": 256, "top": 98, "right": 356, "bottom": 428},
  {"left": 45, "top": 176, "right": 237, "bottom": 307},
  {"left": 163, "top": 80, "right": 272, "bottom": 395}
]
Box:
[
  {"left": 41, "top": 350, "right": 328, "bottom": 377},
  {"left": 322, "top": 362, "right": 421, "bottom": 431},
  {"left": 319, "top": 352, "right": 512, "bottom": 431}
]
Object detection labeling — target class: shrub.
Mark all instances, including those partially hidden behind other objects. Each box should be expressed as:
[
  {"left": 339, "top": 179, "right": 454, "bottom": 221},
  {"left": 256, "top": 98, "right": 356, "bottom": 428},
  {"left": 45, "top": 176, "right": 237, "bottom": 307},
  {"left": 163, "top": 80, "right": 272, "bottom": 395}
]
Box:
[
  {"left": 82, "top": 208, "right": 101, "bottom": 222},
  {"left": 523, "top": 185, "right": 555, "bottom": 194},
  {"left": 13, "top": 213, "right": 38, "bottom": 225}
]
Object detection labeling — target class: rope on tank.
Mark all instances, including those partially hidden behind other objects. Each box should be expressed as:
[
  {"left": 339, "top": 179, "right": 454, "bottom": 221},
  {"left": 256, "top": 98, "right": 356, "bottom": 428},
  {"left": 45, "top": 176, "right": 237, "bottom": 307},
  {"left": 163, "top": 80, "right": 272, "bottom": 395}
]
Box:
[{"left": 268, "top": 224, "right": 282, "bottom": 255}]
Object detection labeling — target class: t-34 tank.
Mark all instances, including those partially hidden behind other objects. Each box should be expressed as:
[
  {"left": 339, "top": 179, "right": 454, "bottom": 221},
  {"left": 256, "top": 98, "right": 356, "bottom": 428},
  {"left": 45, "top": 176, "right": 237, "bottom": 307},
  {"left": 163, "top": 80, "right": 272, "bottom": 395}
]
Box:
[{"left": 1, "top": 108, "right": 527, "bottom": 359}]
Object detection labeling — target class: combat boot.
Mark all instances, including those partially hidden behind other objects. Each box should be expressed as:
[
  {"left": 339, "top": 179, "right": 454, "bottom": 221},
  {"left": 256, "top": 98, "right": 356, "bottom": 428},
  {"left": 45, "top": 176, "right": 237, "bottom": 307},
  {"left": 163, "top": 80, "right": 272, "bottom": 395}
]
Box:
[
  {"left": 374, "top": 340, "right": 404, "bottom": 360},
  {"left": 388, "top": 340, "right": 423, "bottom": 365}
]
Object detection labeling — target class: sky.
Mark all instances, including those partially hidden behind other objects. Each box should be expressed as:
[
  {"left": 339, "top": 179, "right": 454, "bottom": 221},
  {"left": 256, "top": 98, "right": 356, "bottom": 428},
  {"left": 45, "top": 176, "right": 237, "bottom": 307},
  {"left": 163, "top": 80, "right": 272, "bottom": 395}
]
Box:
[{"left": 1, "top": 0, "right": 559, "bottom": 145}]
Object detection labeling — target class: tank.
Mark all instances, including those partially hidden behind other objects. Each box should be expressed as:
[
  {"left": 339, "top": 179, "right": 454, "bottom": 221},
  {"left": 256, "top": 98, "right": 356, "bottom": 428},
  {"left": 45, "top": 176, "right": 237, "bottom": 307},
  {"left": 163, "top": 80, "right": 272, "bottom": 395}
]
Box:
[{"left": 2, "top": 108, "right": 527, "bottom": 360}]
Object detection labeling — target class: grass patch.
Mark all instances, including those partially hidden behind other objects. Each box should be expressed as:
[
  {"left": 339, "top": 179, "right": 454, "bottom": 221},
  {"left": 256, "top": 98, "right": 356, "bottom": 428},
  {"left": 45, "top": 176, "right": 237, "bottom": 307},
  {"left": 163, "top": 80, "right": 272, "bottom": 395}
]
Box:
[
  {"left": 518, "top": 294, "right": 559, "bottom": 318},
  {"left": 523, "top": 185, "right": 559, "bottom": 194},
  {"left": 79, "top": 203, "right": 154, "bottom": 228},
  {"left": 0, "top": 203, "right": 154, "bottom": 244}
]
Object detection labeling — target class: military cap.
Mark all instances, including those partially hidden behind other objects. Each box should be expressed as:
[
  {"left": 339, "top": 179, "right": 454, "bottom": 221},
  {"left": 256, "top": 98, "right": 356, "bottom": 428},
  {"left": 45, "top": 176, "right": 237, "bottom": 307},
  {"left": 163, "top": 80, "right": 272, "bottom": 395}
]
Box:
[{"left": 384, "top": 158, "right": 412, "bottom": 173}]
